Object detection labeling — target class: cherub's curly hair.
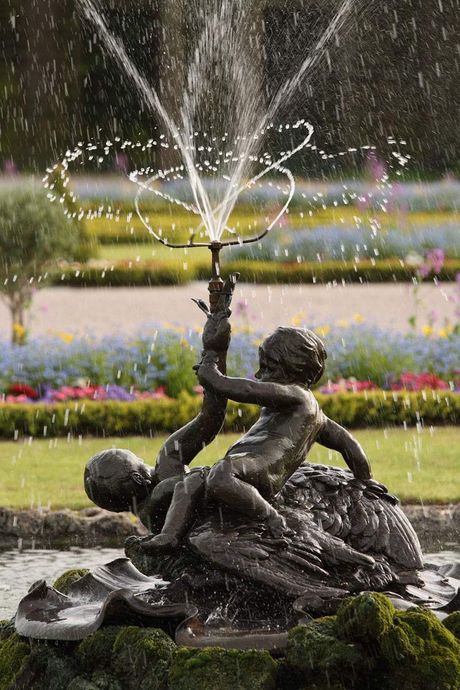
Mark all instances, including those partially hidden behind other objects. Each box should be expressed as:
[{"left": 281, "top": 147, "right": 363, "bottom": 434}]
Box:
[{"left": 262, "top": 327, "right": 327, "bottom": 385}]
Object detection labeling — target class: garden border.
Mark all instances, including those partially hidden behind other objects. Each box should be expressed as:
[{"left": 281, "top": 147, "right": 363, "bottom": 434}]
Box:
[
  {"left": 49, "top": 258, "right": 460, "bottom": 287},
  {"left": 0, "top": 391, "right": 458, "bottom": 439}
]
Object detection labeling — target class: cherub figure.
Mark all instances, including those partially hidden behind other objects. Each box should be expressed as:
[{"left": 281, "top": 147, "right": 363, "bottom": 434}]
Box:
[
  {"left": 85, "top": 284, "right": 373, "bottom": 553},
  {"left": 84, "top": 277, "right": 237, "bottom": 547},
  {"left": 195, "top": 327, "right": 372, "bottom": 538},
  {"left": 143, "top": 325, "right": 372, "bottom": 546}
]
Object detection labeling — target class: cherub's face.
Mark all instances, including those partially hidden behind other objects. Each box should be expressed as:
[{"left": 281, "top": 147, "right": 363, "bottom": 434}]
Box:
[
  {"left": 255, "top": 345, "right": 286, "bottom": 383},
  {"left": 121, "top": 459, "right": 153, "bottom": 502}
]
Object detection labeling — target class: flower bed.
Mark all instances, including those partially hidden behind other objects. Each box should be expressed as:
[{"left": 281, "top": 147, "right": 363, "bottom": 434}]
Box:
[
  {"left": 1, "top": 325, "right": 458, "bottom": 399},
  {"left": 231, "top": 223, "right": 459, "bottom": 263}
]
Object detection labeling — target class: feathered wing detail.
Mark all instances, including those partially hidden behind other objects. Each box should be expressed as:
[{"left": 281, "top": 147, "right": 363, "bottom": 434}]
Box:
[
  {"left": 281, "top": 464, "right": 423, "bottom": 570},
  {"left": 188, "top": 518, "right": 349, "bottom": 604}
]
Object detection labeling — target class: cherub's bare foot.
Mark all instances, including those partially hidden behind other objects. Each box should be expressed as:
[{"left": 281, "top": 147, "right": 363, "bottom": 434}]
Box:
[
  {"left": 140, "top": 533, "right": 180, "bottom": 554},
  {"left": 266, "top": 512, "right": 291, "bottom": 539}
]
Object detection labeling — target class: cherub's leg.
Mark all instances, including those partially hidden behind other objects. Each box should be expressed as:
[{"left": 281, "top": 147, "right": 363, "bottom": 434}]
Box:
[
  {"left": 206, "top": 459, "right": 288, "bottom": 537},
  {"left": 141, "top": 468, "right": 207, "bottom": 553}
]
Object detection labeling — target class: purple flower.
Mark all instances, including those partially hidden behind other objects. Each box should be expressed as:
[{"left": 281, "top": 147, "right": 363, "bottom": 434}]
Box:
[
  {"left": 4, "top": 159, "right": 17, "bottom": 175},
  {"left": 418, "top": 247, "right": 445, "bottom": 278}
]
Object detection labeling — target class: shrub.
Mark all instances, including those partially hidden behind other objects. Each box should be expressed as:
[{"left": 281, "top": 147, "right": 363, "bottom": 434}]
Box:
[
  {"left": 0, "top": 391, "right": 457, "bottom": 438},
  {"left": 0, "top": 186, "right": 93, "bottom": 344},
  {"left": 49, "top": 258, "right": 460, "bottom": 286}
]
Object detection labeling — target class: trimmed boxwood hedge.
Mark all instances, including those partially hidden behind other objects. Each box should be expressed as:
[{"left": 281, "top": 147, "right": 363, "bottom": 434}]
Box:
[
  {"left": 0, "top": 391, "right": 457, "bottom": 439},
  {"left": 49, "top": 262, "right": 189, "bottom": 287},
  {"left": 49, "top": 258, "right": 460, "bottom": 287}
]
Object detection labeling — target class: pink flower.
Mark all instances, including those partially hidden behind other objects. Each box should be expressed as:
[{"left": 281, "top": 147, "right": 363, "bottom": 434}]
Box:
[{"left": 418, "top": 248, "right": 445, "bottom": 278}]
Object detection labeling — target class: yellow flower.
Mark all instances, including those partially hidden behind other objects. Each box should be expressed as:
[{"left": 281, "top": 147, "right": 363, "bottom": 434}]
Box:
[
  {"left": 13, "top": 323, "right": 26, "bottom": 343},
  {"left": 57, "top": 331, "right": 74, "bottom": 344},
  {"left": 422, "top": 325, "right": 433, "bottom": 337},
  {"left": 337, "top": 319, "right": 349, "bottom": 328},
  {"left": 291, "top": 311, "right": 306, "bottom": 327},
  {"left": 352, "top": 313, "right": 365, "bottom": 323},
  {"left": 314, "top": 325, "right": 330, "bottom": 338},
  {"left": 438, "top": 323, "right": 453, "bottom": 338}
]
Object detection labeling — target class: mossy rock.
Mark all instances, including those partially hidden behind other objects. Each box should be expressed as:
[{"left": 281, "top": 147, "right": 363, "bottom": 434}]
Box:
[
  {"left": 68, "top": 678, "right": 99, "bottom": 690},
  {"left": 335, "top": 592, "right": 394, "bottom": 646},
  {"left": 89, "top": 669, "right": 122, "bottom": 690},
  {"left": 443, "top": 611, "right": 460, "bottom": 641},
  {"left": 24, "top": 643, "right": 79, "bottom": 690},
  {"left": 76, "top": 626, "right": 121, "bottom": 672},
  {"left": 0, "top": 631, "right": 30, "bottom": 690},
  {"left": 0, "top": 620, "right": 15, "bottom": 642},
  {"left": 112, "top": 626, "right": 175, "bottom": 690},
  {"left": 168, "top": 646, "right": 278, "bottom": 690},
  {"left": 380, "top": 608, "right": 460, "bottom": 690},
  {"left": 53, "top": 568, "right": 90, "bottom": 594},
  {"left": 286, "top": 618, "right": 371, "bottom": 689}
]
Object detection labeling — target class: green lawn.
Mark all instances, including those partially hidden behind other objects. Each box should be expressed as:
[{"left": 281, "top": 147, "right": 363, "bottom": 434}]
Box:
[{"left": 0, "top": 427, "right": 458, "bottom": 509}]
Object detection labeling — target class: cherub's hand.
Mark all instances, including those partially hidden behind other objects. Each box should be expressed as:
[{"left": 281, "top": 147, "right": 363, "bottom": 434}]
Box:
[
  {"left": 192, "top": 273, "right": 239, "bottom": 353},
  {"left": 202, "top": 314, "right": 231, "bottom": 352}
]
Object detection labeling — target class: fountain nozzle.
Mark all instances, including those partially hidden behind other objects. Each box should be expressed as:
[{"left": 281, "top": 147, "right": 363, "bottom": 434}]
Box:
[{"left": 208, "top": 241, "right": 224, "bottom": 312}]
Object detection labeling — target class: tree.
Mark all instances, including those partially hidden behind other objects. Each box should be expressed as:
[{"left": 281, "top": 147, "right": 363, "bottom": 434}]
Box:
[{"left": 0, "top": 185, "right": 83, "bottom": 344}]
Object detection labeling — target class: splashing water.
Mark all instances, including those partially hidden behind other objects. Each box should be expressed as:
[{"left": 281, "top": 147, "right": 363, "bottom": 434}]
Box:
[{"left": 67, "top": 0, "right": 363, "bottom": 245}]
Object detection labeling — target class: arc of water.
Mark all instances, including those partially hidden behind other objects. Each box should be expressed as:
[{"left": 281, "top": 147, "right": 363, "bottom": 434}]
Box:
[
  {"left": 78, "top": 0, "right": 217, "bottom": 240},
  {"left": 133, "top": 160, "right": 296, "bottom": 249},
  {"left": 192, "top": 0, "right": 359, "bottom": 239},
  {"left": 131, "top": 121, "right": 314, "bottom": 246},
  {"left": 78, "top": 0, "right": 363, "bottom": 246},
  {"left": 266, "top": 0, "right": 358, "bottom": 123}
]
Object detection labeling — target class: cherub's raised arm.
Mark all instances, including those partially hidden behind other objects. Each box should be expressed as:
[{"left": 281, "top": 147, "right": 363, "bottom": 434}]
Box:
[
  {"left": 197, "top": 352, "right": 301, "bottom": 407},
  {"left": 155, "top": 277, "right": 237, "bottom": 482},
  {"left": 316, "top": 417, "right": 372, "bottom": 480}
]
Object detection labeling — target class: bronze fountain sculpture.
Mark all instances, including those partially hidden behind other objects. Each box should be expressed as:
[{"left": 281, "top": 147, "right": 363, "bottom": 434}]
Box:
[{"left": 15, "top": 247, "right": 459, "bottom": 649}]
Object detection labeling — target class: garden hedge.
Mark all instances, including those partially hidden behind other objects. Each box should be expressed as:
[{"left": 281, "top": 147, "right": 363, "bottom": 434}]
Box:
[
  {"left": 0, "top": 391, "right": 457, "bottom": 439},
  {"left": 49, "top": 262, "right": 189, "bottom": 287},
  {"left": 49, "top": 258, "right": 460, "bottom": 287}
]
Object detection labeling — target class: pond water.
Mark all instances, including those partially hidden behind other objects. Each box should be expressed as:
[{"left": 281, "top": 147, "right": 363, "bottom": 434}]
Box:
[
  {"left": 0, "top": 547, "right": 458, "bottom": 620},
  {"left": 0, "top": 547, "right": 122, "bottom": 620}
]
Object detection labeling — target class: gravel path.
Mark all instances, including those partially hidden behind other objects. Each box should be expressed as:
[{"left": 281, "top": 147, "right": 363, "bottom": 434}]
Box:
[{"left": 0, "top": 282, "right": 457, "bottom": 337}]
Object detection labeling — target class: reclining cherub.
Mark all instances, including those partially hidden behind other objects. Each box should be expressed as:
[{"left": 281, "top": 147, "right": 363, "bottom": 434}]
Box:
[{"left": 85, "top": 280, "right": 372, "bottom": 553}]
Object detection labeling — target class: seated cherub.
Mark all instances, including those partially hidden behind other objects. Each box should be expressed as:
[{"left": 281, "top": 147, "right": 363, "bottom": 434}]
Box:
[
  {"left": 84, "top": 276, "right": 237, "bottom": 548},
  {"left": 194, "top": 326, "right": 372, "bottom": 538}
]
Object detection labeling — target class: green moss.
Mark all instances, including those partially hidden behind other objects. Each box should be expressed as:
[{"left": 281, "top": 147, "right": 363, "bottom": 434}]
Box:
[
  {"left": 335, "top": 592, "right": 394, "bottom": 645},
  {"left": 444, "top": 612, "right": 460, "bottom": 640},
  {"left": 89, "top": 669, "right": 122, "bottom": 690},
  {"left": 112, "top": 626, "right": 175, "bottom": 690},
  {"left": 53, "top": 568, "right": 90, "bottom": 594},
  {"left": 380, "top": 608, "right": 460, "bottom": 690},
  {"left": 0, "top": 632, "right": 30, "bottom": 690},
  {"left": 286, "top": 619, "right": 370, "bottom": 689},
  {"left": 0, "top": 620, "right": 15, "bottom": 641},
  {"left": 68, "top": 678, "right": 99, "bottom": 690},
  {"left": 76, "top": 626, "right": 121, "bottom": 672},
  {"left": 168, "top": 647, "right": 278, "bottom": 690},
  {"left": 25, "top": 644, "right": 79, "bottom": 690}
]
